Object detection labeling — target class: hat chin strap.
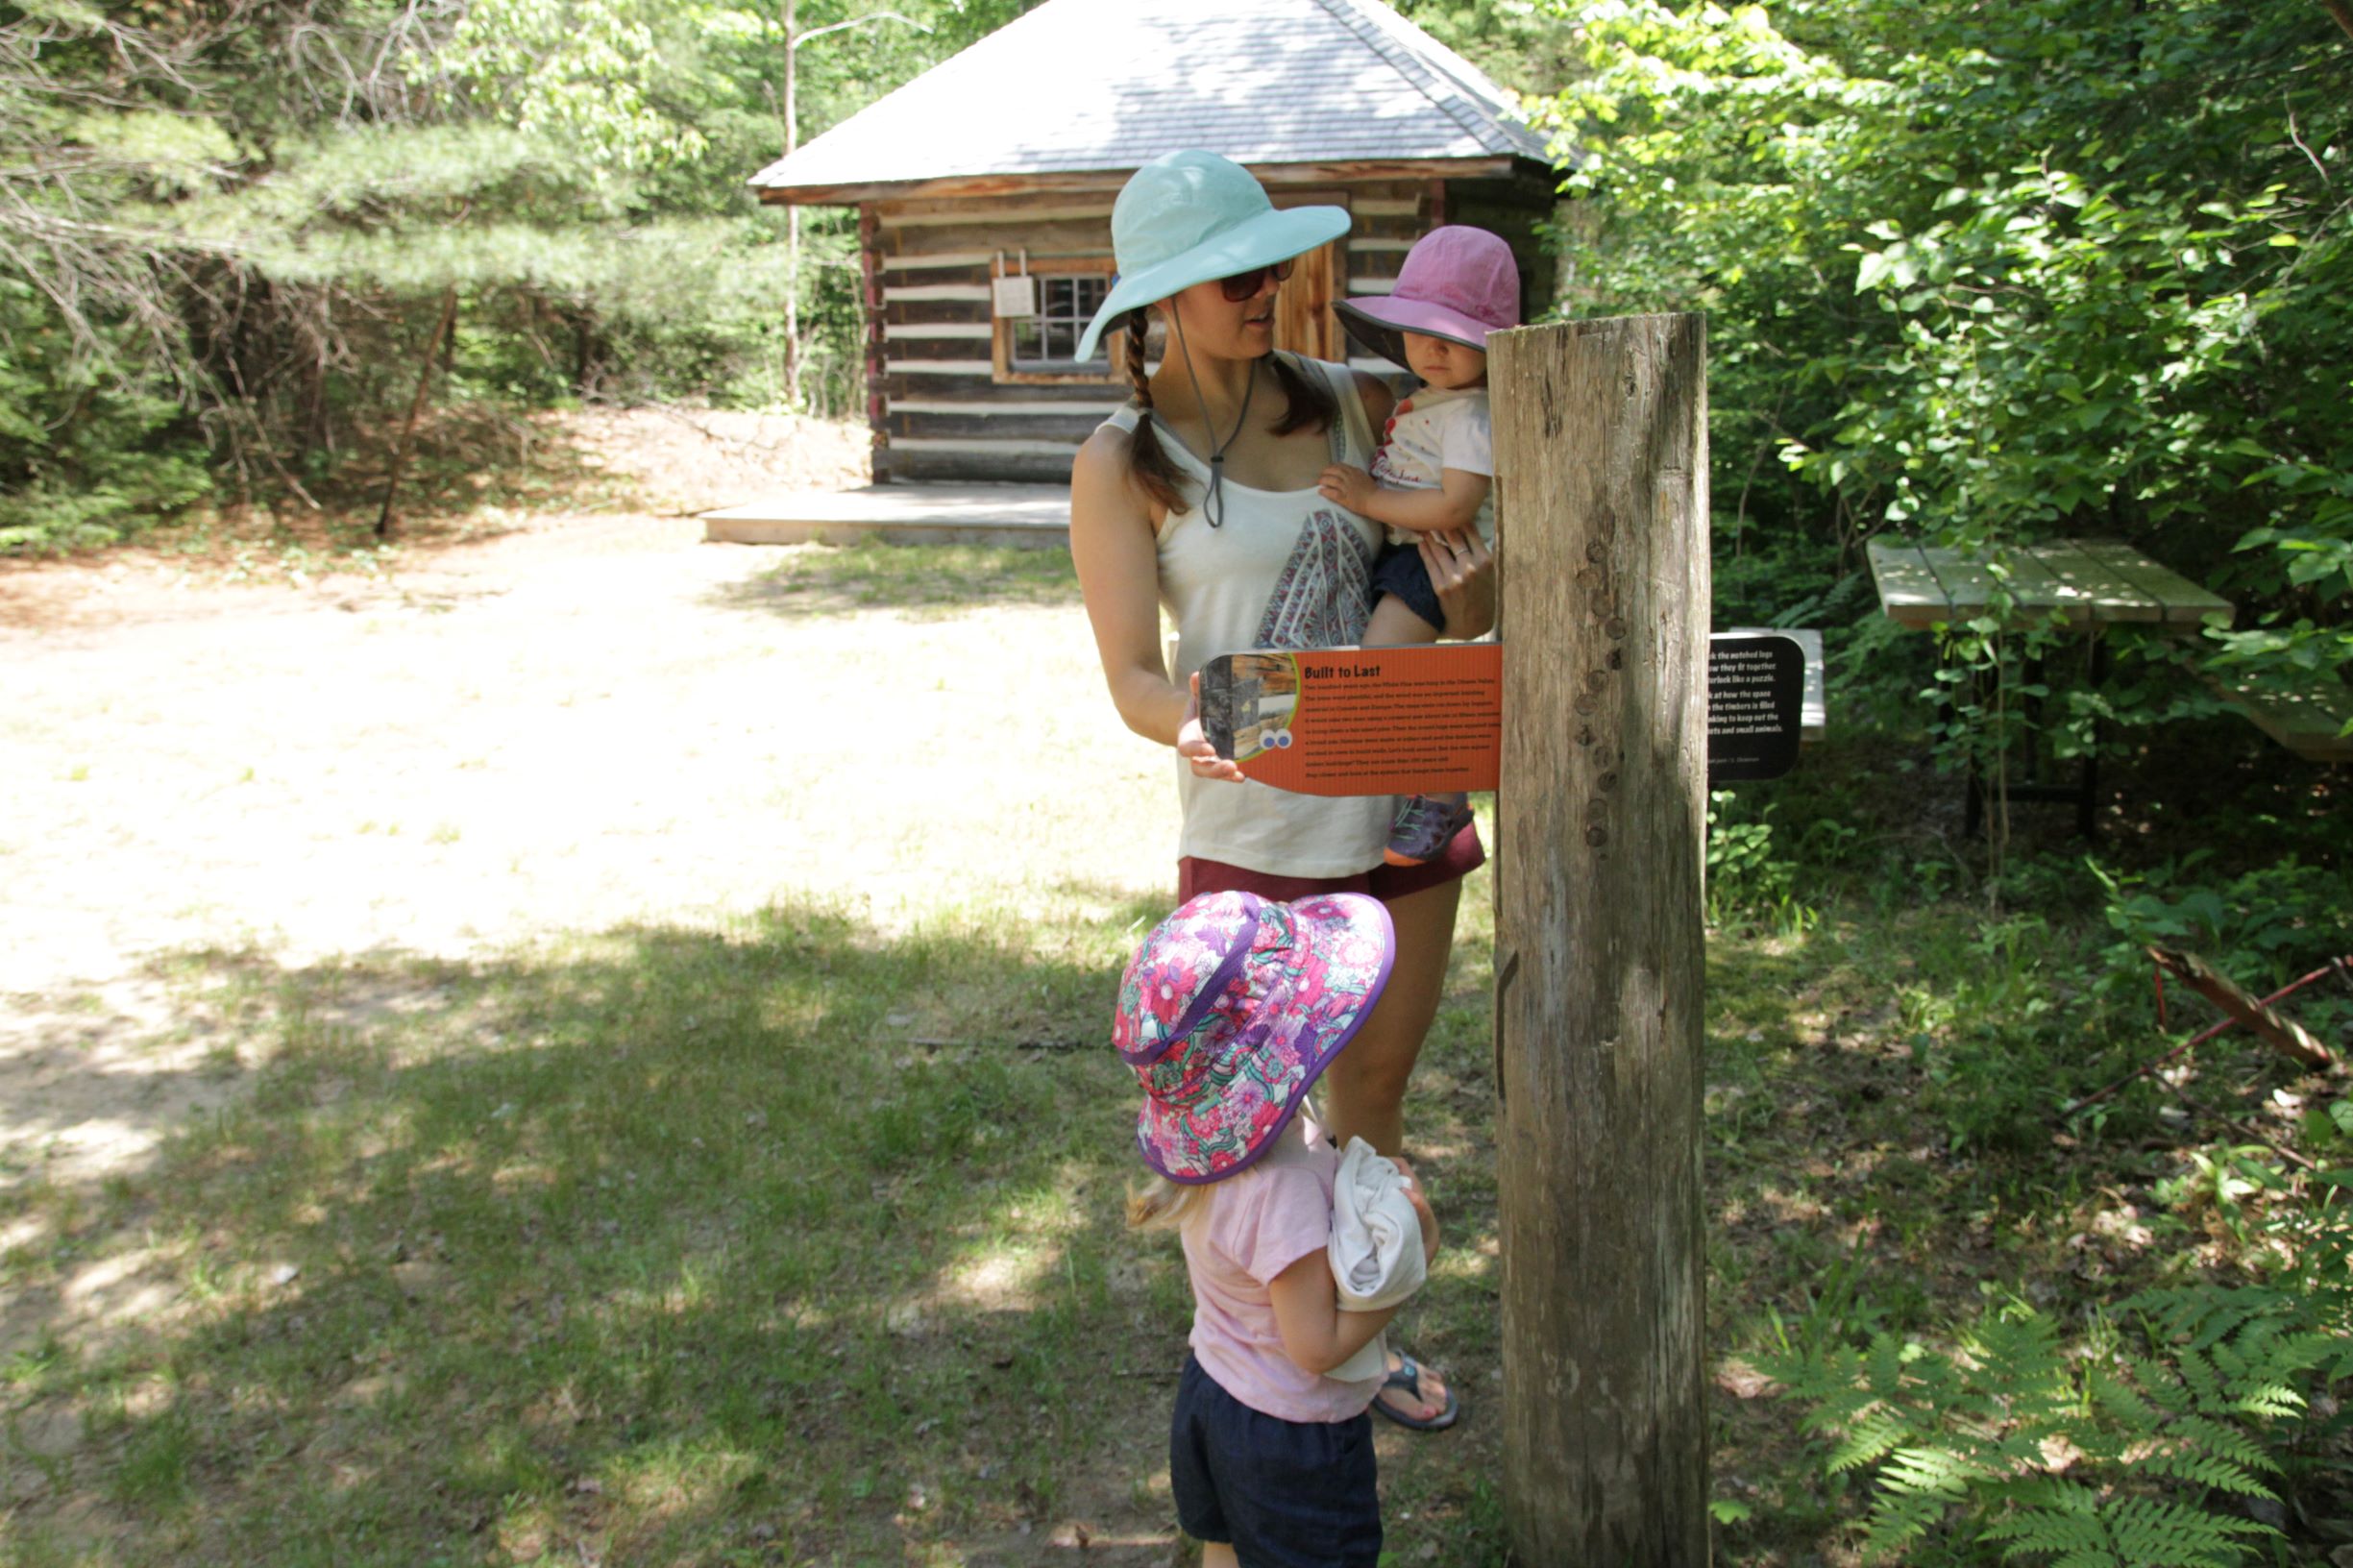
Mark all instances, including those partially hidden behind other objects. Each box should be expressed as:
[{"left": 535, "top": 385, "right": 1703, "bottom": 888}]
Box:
[{"left": 1169, "top": 310, "right": 1257, "bottom": 529}]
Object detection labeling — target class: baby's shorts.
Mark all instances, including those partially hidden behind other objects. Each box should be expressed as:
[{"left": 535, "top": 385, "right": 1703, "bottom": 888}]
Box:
[
  {"left": 1370, "top": 540, "right": 1445, "bottom": 633},
  {"left": 1169, "top": 1354, "right": 1382, "bottom": 1567}
]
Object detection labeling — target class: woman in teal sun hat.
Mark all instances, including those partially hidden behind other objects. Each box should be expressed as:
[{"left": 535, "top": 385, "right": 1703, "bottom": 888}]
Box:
[{"left": 1069, "top": 150, "right": 1494, "bottom": 1436}]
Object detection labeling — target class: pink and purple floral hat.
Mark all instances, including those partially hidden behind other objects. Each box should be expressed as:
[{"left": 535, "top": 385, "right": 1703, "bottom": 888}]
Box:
[{"left": 1114, "top": 890, "right": 1396, "bottom": 1185}]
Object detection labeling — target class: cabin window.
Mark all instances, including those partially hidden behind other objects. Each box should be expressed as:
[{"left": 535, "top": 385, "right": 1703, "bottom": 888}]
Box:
[
  {"left": 1014, "top": 276, "right": 1109, "bottom": 368},
  {"left": 993, "top": 266, "right": 1120, "bottom": 384}
]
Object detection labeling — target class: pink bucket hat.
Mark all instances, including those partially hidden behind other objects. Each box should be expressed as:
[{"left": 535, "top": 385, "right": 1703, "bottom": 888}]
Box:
[
  {"left": 1114, "top": 891, "right": 1395, "bottom": 1185},
  {"left": 1335, "top": 225, "right": 1521, "bottom": 373}
]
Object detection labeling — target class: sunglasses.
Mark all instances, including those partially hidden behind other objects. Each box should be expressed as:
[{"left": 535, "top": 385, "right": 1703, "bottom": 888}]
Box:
[{"left": 1218, "top": 258, "right": 1295, "bottom": 302}]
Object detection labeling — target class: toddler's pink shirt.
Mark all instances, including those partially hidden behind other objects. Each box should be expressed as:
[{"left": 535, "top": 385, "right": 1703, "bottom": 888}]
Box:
[{"left": 1180, "top": 1122, "right": 1385, "bottom": 1424}]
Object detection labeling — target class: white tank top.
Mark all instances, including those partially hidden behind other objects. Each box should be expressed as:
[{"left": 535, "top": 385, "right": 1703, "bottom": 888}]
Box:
[{"left": 1101, "top": 355, "right": 1394, "bottom": 877}]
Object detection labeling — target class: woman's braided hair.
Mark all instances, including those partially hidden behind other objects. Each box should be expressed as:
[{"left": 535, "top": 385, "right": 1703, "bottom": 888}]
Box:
[
  {"left": 1118, "top": 305, "right": 1338, "bottom": 518},
  {"left": 1120, "top": 312, "right": 1186, "bottom": 516}
]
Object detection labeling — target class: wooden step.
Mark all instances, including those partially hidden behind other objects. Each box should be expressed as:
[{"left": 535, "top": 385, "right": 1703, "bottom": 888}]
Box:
[{"left": 702, "top": 482, "right": 1070, "bottom": 547}]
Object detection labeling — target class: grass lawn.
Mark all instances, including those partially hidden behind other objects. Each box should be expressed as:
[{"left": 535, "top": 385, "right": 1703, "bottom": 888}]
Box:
[{"left": 5, "top": 539, "right": 2349, "bottom": 1566}]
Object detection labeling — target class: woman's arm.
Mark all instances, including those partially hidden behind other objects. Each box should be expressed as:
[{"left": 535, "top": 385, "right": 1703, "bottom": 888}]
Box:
[{"left": 1068, "top": 430, "right": 1244, "bottom": 781}]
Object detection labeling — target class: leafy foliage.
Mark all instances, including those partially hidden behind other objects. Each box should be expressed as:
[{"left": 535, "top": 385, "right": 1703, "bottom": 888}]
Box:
[
  {"left": 1770, "top": 1155, "right": 2353, "bottom": 1565},
  {"left": 0, "top": 0, "right": 1043, "bottom": 550},
  {"left": 1530, "top": 0, "right": 2352, "bottom": 761}
]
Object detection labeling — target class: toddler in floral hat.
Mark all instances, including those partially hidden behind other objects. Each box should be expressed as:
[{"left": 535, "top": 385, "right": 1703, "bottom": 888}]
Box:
[{"left": 1117, "top": 890, "right": 1442, "bottom": 1568}]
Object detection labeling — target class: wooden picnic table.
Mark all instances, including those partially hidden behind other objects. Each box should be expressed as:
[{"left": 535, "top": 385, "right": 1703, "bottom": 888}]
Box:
[
  {"left": 1865, "top": 536, "right": 2236, "bottom": 835},
  {"left": 1866, "top": 536, "right": 2234, "bottom": 632}
]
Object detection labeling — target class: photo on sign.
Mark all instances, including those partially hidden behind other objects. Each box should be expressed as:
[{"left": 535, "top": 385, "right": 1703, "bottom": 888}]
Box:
[{"left": 1199, "top": 652, "right": 1300, "bottom": 762}]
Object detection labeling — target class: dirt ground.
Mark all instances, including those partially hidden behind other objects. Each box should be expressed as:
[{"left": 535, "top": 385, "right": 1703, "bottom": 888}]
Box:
[{"left": 0, "top": 409, "right": 1156, "bottom": 1208}]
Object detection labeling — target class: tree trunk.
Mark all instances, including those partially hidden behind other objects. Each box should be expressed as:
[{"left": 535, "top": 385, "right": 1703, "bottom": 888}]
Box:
[
  {"left": 784, "top": 0, "right": 800, "bottom": 408},
  {"left": 573, "top": 307, "right": 597, "bottom": 395},
  {"left": 1489, "top": 313, "right": 1712, "bottom": 1566},
  {"left": 377, "top": 286, "right": 460, "bottom": 540}
]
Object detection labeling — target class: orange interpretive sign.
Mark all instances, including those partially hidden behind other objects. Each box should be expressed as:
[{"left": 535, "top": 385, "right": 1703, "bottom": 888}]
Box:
[{"left": 1198, "top": 645, "right": 1502, "bottom": 797}]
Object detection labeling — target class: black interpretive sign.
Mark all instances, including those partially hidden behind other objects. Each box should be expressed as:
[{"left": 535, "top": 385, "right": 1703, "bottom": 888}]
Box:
[{"left": 1707, "top": 633, "right": 1804, "bottom": 784}]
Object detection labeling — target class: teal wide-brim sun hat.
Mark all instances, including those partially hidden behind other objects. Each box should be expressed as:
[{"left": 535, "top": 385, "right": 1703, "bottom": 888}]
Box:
[{"left": 1074, "top": 151, "right": 1350, "bottom": 363}]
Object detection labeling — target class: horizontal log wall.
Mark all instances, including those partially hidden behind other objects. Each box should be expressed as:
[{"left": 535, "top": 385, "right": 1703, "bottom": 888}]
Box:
[
  {"left": 1441, "top": 168, "right": 1562, "bottom": 327},
  {"left": 1338, "top": 180, "right": 1443, "bottom": 378},
  {"left": 863, "top": 172, "right": 1551, "bottom": 484},
  {"left": 871, "top": 189, "right": 1122, "bottom": 483}
]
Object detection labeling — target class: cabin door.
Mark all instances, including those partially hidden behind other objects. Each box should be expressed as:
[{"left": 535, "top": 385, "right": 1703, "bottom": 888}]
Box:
[{"left": 1269, "top": 189, "right": 1346, "bottom": 362}]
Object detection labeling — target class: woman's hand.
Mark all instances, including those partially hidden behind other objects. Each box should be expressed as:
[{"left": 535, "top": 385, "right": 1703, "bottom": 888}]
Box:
[
  {"left": 1317, "top": 463, "right": 1376, "bottom": 513},
  {"left": 1390, "top": 1155, "right": 1441, "bottom": 1267},
  {"left": 1421, "top": 528, "right": 1495, "bottom": 641},
  {"left": 1175, "top": 672, "right": 1248, "bottom": 783}
]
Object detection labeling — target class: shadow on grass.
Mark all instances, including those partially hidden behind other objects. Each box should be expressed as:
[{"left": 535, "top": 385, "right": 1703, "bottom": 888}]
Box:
[
  {"left": 3, "top": 879, "right": 1533, "bottom": 1566},
  {"left": 3, "top": 895, "right": 1174, "bottom": 1566},
  {"left": 706, "top": 540, "right": 1083, "bottom": 623},
  {"left": 7, "top": 829, "right": 2279, "bottom": 1566}
]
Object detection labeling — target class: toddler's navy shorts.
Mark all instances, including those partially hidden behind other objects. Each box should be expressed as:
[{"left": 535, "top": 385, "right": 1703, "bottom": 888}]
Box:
[
  {"left": 1169, "top": 1354, "right": 1382, "bottom": 1567},
  {"left": 1369, "top": 540, "right": 1445, "bottom": 633}
]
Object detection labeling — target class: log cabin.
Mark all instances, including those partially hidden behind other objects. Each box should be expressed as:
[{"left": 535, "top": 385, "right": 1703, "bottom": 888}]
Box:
[{"left": 747, "top": 0, "right": 1556, "bottom": 484}]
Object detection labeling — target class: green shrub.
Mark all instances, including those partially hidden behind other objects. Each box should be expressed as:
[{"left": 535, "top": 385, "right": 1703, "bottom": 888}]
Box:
[
  {"left": 0, "top": 288, "right": 212, "bottom": 554},
  {"left": 1770, "top": 1158, "right": 2353, "bottom": 1565},
  {"left": 2090, "top": 858, "right": 2353, "bottom": 1047},
  {"left": 1706, "top": 789, "right": 1817, "bottom": 935}
]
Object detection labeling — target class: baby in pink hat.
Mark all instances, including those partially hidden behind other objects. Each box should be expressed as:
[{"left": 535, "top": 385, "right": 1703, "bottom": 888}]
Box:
[{"left": 1318, "top": 225, "right": 1519, "bottom": 865}]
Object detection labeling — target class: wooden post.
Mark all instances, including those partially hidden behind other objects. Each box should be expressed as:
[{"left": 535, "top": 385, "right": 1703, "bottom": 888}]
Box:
[
  {"left": 1489, "top": 314, "right": 1710, "bottom": 1565},
  {"left": 859, "top": 208, "right": 890, "bottom": 481}
]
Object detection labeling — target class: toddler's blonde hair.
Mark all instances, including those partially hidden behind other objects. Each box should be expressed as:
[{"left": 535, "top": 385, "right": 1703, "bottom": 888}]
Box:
[{"left": 1126, "top": 1174, "right": 1212, "bottom": 1232}]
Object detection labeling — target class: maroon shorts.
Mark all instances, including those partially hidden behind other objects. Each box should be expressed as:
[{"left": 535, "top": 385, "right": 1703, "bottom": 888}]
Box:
[{"left": 1177, "top": 821, "right": 1485, "bottom": 905}]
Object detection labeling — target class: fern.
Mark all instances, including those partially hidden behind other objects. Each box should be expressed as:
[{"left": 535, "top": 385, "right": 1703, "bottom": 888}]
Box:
[
  {"left": 1768, "top": 1159, "right": 2353, "bottom": 1564},
  {"left": 1769, "top": 1260, "right": 2344, "bottom": 1562}
]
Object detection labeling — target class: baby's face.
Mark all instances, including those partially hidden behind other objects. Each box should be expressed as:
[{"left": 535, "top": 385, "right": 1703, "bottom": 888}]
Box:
[{"left": 1404, "top": 331, "right": 1487, "bottom": 391}]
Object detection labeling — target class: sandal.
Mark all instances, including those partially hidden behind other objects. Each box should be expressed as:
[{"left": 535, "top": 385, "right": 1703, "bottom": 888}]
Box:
[{"left": 1370, "top": 1351, "right": 1458, "bottom": 1432}]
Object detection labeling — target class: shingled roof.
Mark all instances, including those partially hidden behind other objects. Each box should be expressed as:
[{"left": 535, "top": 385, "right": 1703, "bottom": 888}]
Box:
[{"left": 748, "top": 0, "right": 1551, "bottom": 201}]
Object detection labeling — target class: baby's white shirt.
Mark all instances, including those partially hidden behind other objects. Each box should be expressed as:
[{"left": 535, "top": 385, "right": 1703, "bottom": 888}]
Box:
[{"left": 1368, "top": 384, "right": 1495, "bottom": 549}]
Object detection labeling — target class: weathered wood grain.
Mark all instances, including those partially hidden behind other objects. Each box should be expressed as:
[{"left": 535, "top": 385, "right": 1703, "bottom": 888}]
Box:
[
  {"left": 2072, "top": 538, "right": 2234, "bottom": 626},
  {"left": 880, "top": 301, "right": 992, "bottom": 332},
  {"left": 1870, "top": 537, "right": 2235, "bottom": 632},
  {"left": 888, "top": 410, "right": 1102, "bottom": 442},
  {"left": 2030, "top": 540, "right": 2167, "bottom": 623},
  {"left": 879, "top": 216, "right": 1115, "bottom": 257},
  {"left": 887, "top": 447, "right": 1077, "bottom": 483},
  {"left": 758, "top": 159, "right": 1517, "bottom": 208},
  {"left": 2148, "top": 946, "right": 2334, "bottom": 1068},
  {"left": 878, "top": 378, "right": 1114, "bottom": 405},
  {"left": 1865, "top": 538, "right": 1952, "bottom": 627},
  {"left": 1490, "top": 314, "right": 1711, "bottom": 1565},
  {"left": 2001, "top": 547, "right": 2095, "bottom": 626},
  {"left": 2205, "top": 669, "right": 2353, "bottom": 762}
]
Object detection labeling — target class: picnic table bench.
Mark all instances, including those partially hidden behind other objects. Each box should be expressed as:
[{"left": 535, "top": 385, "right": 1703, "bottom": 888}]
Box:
[
  {"left": 1867, "top": 536, "right": 2233, "bottom": 631},
  {"left": 1868, "top": 535, "right": 2348, "bottom": 760},
  {"left": 2204, "top": 670, "right": 2353, "bottom": 764},
  {"left": 1866, "top": 536, "right": 2237, "bottom": 834}
]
